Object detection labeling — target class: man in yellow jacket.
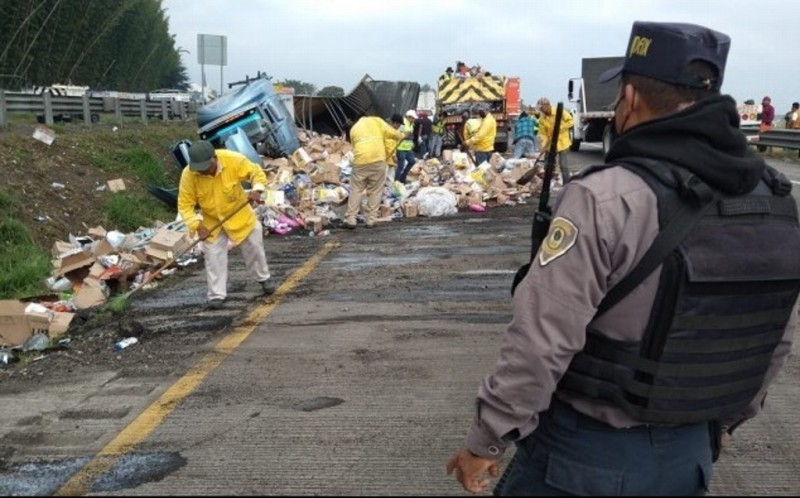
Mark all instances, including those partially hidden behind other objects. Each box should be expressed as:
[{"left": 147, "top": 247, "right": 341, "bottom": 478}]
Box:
[
  {"left": 464, "top": 109, "right": 496, "bottom": 166},
  {"left": 178, "top": 140, "right": 275, "bottom": 309},
  {"left": 344, "top": 115, "right": 407, "bottom": 229},
  {"left": 536, "top": 97, "right": 575, "bottom": 182}
]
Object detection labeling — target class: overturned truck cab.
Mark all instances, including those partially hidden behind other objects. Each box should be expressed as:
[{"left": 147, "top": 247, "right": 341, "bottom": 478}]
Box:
[{"left": 197, "top": 73, "right": 299, "bottom": 159}]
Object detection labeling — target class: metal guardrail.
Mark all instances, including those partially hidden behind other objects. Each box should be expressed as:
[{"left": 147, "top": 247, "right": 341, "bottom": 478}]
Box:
[
  {"left": 0, "top": 90, "right": 197, "bottom": 128},
  {"left": 750, "top": 128, "right": 800, "bottom": 150}
]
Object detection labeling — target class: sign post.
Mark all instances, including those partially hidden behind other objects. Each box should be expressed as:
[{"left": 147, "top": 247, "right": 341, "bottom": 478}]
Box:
[{"left": 197, "top": 34, "right": 228, "bottom": 103}]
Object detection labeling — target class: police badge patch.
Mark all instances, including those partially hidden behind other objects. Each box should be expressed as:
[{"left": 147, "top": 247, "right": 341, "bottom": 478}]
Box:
[{"left": 538, "top": 217, "right": 578, "bottom": 266}]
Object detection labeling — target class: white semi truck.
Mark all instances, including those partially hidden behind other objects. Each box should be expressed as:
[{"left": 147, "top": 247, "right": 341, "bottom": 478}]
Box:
[{"left": 567, "top": 56, "right": 625, "bottom": 155}]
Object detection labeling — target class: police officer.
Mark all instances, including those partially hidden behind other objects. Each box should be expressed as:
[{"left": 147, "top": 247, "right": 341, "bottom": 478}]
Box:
[{"left": 447, "top": 21, "right": 800, "bottom": 495}]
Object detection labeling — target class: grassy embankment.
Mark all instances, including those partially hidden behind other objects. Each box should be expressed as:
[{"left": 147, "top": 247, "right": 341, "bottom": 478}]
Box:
[{"left": 0, "top": 118, "right": 196, "bottom": 299}]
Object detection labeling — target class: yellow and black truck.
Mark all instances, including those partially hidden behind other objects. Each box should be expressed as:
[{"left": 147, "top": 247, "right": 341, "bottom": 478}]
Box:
[{"left": 436, "top": 72, "right": 520, "bottom": 153}]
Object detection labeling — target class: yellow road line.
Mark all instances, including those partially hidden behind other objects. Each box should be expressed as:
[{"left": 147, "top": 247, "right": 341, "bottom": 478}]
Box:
[{"left": 55, "top": 240, "right": 340, "bottom": 496}]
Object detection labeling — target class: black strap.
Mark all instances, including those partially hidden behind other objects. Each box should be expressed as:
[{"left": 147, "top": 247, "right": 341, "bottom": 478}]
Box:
[{"left": 595, "top": 197, "right": 715, "bottom": 316}]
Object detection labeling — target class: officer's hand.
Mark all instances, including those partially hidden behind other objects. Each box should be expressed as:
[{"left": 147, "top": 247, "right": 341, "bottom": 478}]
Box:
[
  {"left": 196, "top": 226, "right": 210, "bottom": 241},
  {"left": 446, "top": 447, "right": 500, "bottom": 494}
]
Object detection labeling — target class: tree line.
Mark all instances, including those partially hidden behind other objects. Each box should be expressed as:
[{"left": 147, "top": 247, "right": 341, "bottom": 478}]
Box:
[{"left": 0, "top": 0, "right": 187, "bottom": 91}]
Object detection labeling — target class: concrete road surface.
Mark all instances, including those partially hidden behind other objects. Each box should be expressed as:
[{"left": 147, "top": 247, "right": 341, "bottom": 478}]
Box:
[{"left": 0, "top": 150, "right": 798, "bottom": 495}]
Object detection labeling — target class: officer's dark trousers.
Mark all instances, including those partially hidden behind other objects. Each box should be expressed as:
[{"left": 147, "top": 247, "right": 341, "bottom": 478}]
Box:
[{"left": 495, "top": 399, "right": 713, "bottom": 496}]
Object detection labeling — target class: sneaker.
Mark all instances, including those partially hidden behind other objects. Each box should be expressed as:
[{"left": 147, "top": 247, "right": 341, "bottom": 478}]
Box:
[
  {"left": 260, "top": 279, "right": 277, "bottom": 295},
  {"left": 206, "top": 299, "right": 225, "bottom": 310}
]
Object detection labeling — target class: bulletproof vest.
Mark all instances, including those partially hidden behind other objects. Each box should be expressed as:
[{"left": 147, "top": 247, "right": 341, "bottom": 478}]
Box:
[{"left": 557, "top": 158, "right": 800, "bottom": 424}]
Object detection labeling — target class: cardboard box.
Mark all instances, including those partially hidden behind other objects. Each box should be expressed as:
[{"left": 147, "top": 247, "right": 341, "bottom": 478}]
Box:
[
  {"left": 309, "top": 163, "right": 341, "bottom": 185},
  {"left": 92, "top": 238, "right": 115, "bottom": 257},
  {"left": 32, "top": 125, "right": 55, "bottom": 145},
  {"left": 468, "top": 191, "right": 484, "bottom": 206},
  {"left": 87, "top": 225, "right": 107, "bottom": 238},
  {"left": 402, "top": 200, "right": 418, "bottom": 218},
  {"left": 72, "top": 278, "right": 109, "bottom": 310},
  {"left": 263, "top": 190, "right": 286, "bottom": 207},
  {"left": 107, "top": 178, "right": 126, "bottom": 192},
  {"left": 304, "top": 215, "right": 324, "bottom": 233},
  {"left": 442, "top": 149, "right": 453, "bottom": 162},
  {"left": 290, "top": 147, "right": 313, "bottom": 170},
  {"left": 379, "top": 205, "right": 393, "bottom": 219},
  {"left": 0, "top": 300, "right": 75, "bottom": 346},
  {"left": 51, "top": 240, "right": 75, "bottom": 258},
  {"left": 53, "top": 247, "right": 95, "bottom": 276},
  {"left": 145, "top": 229, "right": 190, "bottom": 261},
  {"left": 489, "top": 152, "right": 505, "bottom": 170},
  {"left": 0, "top": 300, "right": 33, "bottom": 346}
]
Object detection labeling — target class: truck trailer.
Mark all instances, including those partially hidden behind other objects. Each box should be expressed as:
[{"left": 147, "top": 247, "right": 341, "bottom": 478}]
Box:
[
  {"left": 567, "top": 56, "right": 624, "bottom": 155},
  {"left": 436, "top": 72, "right": 520, "bottom": 153}
]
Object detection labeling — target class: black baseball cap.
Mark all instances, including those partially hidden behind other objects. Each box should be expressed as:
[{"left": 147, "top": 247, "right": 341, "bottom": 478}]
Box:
[{"left": 599, "top": 21, "right": 730, "bottom": 91}]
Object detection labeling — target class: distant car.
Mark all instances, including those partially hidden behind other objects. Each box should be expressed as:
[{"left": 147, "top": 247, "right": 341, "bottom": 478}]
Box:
[{"left": 148, "top": 89, "right": 192, "bottom": 102}]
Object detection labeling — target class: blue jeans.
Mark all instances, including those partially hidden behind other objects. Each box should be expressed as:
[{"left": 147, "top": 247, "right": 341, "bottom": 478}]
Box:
[
  {"left": 429, "top": 134, "right": 443, "bottom": 158},
  {"left": 513, "top": 137, "right": 536, "bottom": 159},
  {"left": 494, "top": 399, "right": 713, "bottom": 496},
  {"left": 395, "top": 150, "right": 416, "bottom": 183},
  {"left": 475, "top": 151, "right": 492, "bottom": 166}
]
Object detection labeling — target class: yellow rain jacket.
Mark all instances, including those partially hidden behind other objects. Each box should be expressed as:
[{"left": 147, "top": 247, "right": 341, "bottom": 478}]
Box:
[
  {"left": 350, "top": 116, "right": 406, "bottom": 165},
  {"left": 465, "top": 113, "right": 497, "bottom": 152},
  {"left": 463, "top": 117, "right": 481, "bottom": 143},
  {"left": 537, "top": 108, "right": 575, "bottom": 153},
  {"left": 178, "top": 149, "right": 267, "bottom": 244},
  {"left": 385, "top": 135, "right": 398, "bottom": 166}
]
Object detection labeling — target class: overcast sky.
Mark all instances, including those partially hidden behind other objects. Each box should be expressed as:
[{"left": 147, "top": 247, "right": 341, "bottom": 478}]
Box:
[{"left": 163, "top": 0, "right": 799, "bottom": 114}]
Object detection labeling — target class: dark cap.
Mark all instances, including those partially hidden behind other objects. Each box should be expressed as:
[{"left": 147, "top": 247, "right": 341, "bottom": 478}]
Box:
[
  {"left": 446, "top": 67, "right": 453, "bottom": 73},
  {"left": 390, "top": 113, "right": 403, "bottom": 124},
  {"left": 188, "top": 140, "right": 215, "bottom": 172},
  {"left": 599, "top": 21, "right": 730, "bottom": 90}
]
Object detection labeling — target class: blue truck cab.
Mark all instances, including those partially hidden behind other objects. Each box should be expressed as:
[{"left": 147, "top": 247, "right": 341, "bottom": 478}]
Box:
[{"left": 197, "top": 73, "right": 299, "bottom": 158}]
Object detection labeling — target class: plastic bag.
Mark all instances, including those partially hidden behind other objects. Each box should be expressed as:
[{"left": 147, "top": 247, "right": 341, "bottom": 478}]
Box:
[{"left": 415, "top": 187, "right": 458, "bottom": 217}]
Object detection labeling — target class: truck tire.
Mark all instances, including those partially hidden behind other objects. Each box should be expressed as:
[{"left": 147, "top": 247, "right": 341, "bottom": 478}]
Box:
[{"left": 602, "top": 124, "right": 614, "bottom": 156}]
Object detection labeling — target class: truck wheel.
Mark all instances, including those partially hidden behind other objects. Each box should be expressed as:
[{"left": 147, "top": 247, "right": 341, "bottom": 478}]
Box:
[
  {"left": 602, "top": 125, "right": 613, "bottom": 155},
  {"left": 90, "top": 114, "right": 100, "bottom": 123}
]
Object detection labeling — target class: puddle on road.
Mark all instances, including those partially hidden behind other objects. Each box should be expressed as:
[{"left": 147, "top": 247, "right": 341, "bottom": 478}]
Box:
[
  {"left": 0, "top": 456, "right": 90, "bottom": 496},
  {"left": 92, "top": 451, "right": 187, "bottom": 492},
  {"left": 0, "top": 451, "right": 186, "bottom": 495}
]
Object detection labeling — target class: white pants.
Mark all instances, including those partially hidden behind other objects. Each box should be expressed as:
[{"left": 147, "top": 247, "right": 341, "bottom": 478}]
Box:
[{"left": 202, "top": 221, "right": 270, "bottom": 301}]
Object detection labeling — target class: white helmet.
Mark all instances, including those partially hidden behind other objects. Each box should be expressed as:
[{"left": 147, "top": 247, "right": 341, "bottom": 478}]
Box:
[{"left": 405, "top": 110, "right": 418, "bottom": 120}]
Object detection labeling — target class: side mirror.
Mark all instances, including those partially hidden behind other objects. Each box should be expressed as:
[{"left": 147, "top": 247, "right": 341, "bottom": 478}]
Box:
[{"left": 567, "top": 80, "right": 574, "bottom": 101}]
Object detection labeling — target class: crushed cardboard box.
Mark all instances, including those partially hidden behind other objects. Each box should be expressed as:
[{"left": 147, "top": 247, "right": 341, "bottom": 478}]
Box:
[
  {"left": 72, "top": 278, "right": 109, "bottom": 310},
  {"left": 53, "top": 247, "right": 95, "bottom": 277},
  {"left": 0, "top": 300, "right": 75, "bottom": 346}
]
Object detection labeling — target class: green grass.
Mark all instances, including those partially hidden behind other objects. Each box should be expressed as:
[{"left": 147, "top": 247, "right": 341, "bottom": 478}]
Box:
[
  {"left": 0, "top": 189, "right": 18, "bottom": 214},
  {"left": 107, "top": 294, "right": 130, "bottom": 314},
  {"left": 103, "top": 191, "right": 175, "bottom": 232},
  {"left": 0, "top": 217, "right": 50, "bottom": 299},
  {"left": 92, "top": 146, "right": 172, "bottom": 187}
]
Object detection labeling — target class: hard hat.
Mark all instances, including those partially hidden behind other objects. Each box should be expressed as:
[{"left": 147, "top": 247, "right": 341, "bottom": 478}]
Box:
[{"left": 405, "top": 110, "right": 418, "bottom": 120}]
